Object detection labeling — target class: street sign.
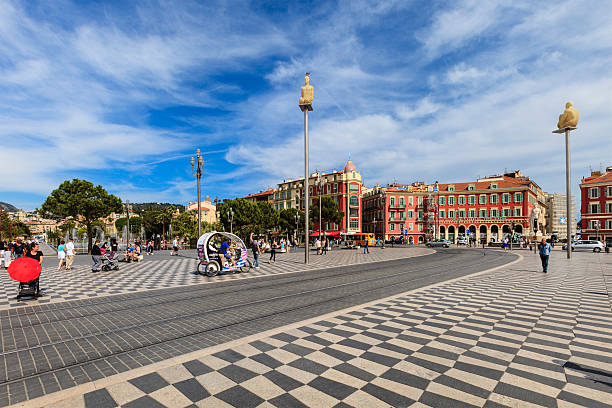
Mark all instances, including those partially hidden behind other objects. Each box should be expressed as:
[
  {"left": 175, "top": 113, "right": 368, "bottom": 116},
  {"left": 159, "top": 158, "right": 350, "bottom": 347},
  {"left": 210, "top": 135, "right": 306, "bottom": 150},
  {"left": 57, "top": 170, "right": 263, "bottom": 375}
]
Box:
[{"left": 560, "top": 217, "right": 566, "bottom": 225}]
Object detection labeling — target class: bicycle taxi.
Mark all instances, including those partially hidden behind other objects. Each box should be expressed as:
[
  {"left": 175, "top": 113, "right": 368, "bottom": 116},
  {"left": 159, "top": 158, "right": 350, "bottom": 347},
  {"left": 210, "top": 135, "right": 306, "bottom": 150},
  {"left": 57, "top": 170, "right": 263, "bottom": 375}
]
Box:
[{"left": 196, "top": 232, "right": 251, "bottom": 276}]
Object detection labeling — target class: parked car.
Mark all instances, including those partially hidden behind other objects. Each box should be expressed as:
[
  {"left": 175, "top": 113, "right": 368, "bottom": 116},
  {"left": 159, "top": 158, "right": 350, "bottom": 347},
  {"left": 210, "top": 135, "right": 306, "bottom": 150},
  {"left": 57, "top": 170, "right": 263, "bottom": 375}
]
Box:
[
  {"left": 426, "top": 239, "right": 451, "bottom": 248},
  {"left": 456, "top": 236, "right": 468, "bottom": 245},
  {"left": 562, "top": 240, "right": 605, "bottom": 252}
]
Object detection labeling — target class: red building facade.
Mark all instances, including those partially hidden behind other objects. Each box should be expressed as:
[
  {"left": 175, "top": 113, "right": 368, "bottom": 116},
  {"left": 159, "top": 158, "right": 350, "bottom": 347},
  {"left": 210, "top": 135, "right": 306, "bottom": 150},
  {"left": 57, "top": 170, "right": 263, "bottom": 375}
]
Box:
[
  {"left": 362, "top": 171, "right": 547, "bottom": 243},
  {"left": 579, "top": 166, "right": 612, "bottom": 244},
  {"left": 274, "top": 158, "right": 363, "bottom": 236}
]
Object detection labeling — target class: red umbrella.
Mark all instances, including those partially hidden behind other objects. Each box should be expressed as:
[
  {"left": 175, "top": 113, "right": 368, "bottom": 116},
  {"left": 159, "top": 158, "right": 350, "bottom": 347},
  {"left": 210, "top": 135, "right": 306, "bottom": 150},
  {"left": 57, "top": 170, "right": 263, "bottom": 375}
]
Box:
[{"left": 7, "top": 257, "right": 42, "bottom": 283}]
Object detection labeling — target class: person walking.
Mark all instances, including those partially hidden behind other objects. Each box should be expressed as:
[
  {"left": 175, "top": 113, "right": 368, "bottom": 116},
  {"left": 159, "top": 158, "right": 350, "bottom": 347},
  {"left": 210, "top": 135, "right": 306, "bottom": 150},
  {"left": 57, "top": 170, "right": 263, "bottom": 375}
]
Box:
[
  {"left": 250, "top": 233, "right": 261, "bottom": 269},
  {"left": 538, "top": 238, "right": 551, "bottom": 273},
  {"left": 172, "top": 237, "right": 179, "bottom": 256},
  {"left": 315, "top": 238, "right": 321, "bottom": 255},
  {"left": 57, "top": 240, "right": 66, "bottom": 271},
  {"left": 363, "top": 238, "right": 369, "bottom": 254},
  {"left": 12, "top": 238, "right": 25, "bottom": 259},
  {"left": 269, "top": 240, "right": 277, "bottom": 264},
  {"left": 65, "top": 238, "right": 75, "bottom": 270},
  {"left": 91, "top": 240, "right": 102, "bottom": 273},
  {"left": 322, "top": 238, "right": 328, "bottom": 255},
  {"left": 110, "top": 238, "right": 118, "bottom": 259}
]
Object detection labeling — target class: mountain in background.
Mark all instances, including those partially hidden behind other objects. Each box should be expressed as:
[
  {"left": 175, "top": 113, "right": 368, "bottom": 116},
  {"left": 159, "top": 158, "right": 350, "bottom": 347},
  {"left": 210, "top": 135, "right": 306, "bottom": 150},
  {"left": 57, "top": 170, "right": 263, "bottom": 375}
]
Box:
[{"left": 0, "top": 202, "right": 19, "bottom": 212}]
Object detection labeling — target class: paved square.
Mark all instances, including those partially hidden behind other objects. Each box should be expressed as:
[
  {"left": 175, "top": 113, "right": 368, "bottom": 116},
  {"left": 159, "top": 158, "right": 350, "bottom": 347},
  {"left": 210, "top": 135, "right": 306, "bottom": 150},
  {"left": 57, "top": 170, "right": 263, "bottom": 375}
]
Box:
[
  {"left": 0, "top": 246, "right": 432, "bottom": 310},
  {"left": 22, "top": 251, "right": 612, "bottom": 408}
]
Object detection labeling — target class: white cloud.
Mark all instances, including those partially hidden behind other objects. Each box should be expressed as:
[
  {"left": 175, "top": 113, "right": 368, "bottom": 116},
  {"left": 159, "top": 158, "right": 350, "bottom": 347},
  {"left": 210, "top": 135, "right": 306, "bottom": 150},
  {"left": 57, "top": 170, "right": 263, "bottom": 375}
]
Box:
[
  {"left": 1, "top": 0, "right": 610, "bottom": 212},
  {"left": 416, "top": 0, "right": 504, "bottom": 59},
  {"left": 396, "top": 98, "right": 441, "bottom": 121}
]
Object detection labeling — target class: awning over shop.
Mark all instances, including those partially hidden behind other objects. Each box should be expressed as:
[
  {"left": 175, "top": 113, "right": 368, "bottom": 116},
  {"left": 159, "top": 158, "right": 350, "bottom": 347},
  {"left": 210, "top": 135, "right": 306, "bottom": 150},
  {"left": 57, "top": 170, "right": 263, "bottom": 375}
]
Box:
[{"left": 309, "top": 230, "right": 342, "bottom": 237}]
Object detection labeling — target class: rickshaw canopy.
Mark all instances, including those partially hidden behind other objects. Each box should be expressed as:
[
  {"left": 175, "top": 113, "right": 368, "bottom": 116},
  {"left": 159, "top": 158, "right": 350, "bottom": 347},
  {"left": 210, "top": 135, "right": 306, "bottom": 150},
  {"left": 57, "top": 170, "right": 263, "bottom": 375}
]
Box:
[{"left": 197, "top": 231, "right": 247, "bottom": 262}]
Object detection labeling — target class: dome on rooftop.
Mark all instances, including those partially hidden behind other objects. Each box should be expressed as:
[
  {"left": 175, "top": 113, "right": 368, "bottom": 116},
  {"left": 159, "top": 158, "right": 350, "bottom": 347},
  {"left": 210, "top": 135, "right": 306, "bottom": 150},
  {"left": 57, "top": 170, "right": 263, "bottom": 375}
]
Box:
[{"left": 343, "top": 157, "right": 357, "bottom": 173}]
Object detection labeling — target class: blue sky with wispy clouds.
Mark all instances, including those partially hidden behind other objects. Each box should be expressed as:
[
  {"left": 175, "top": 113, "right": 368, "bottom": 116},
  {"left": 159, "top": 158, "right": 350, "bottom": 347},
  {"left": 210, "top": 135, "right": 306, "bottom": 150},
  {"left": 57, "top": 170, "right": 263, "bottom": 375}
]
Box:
[{"left": 1, "top": 0, "right": 610, "bottom": 211}]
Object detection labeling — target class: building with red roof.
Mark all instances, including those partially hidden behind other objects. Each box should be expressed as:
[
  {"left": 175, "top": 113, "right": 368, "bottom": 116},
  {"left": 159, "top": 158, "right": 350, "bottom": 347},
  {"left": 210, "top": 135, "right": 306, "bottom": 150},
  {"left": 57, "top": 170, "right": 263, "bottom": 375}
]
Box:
[
  {"left": 579, "top": 166, "right": 612, "bottom": 244},
  {"left": 363, "top": 171, "right": 547, "bottom": 244},
  {"left": 273, "top": 157, "right": 363, "bottom": 236},
  {"left": 241, "top": 190, "right": 275, "bottom": 203}
]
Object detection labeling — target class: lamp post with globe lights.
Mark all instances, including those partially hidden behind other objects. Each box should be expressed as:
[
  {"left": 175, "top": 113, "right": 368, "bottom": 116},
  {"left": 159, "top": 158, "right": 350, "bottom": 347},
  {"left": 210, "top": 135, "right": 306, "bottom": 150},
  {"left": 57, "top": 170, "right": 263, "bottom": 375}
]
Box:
[{"left": 190, "top": 149, "right": 204, "bottom": 238}]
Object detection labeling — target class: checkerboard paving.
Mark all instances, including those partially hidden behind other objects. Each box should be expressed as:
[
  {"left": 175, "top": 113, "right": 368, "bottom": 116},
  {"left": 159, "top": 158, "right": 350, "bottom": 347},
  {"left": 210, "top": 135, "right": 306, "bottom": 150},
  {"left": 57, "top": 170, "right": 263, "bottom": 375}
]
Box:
[
  {"left": 37, "top": 251, "right": 612, "bottom": 408},
  {"left": 0, "top": 247, "right": 433, "bottom": 309}
]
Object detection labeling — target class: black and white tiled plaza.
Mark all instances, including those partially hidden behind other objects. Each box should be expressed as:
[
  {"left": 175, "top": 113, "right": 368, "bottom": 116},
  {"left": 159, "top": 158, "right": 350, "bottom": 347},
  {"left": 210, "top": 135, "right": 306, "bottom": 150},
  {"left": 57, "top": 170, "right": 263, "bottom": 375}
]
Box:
[
  {"left": 0, "top": 247, "right": 432, "bottom": 309},
  {"left": 30, "top": 251, "right": 612, "bottom": 408}
]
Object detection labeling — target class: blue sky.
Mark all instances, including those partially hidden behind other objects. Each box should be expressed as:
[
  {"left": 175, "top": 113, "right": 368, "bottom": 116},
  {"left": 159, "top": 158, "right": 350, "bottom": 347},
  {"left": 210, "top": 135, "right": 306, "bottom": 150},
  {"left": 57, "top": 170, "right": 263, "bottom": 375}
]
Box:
[{"left": 1, "top": 0, "right": 611, "bottom": 211}]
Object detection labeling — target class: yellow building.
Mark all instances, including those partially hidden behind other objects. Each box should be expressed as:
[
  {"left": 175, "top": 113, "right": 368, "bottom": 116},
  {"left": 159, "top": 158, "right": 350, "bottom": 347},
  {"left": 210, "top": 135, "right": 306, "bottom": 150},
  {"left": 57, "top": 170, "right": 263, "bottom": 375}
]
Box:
[{"left": 187, "top": 196, "right": 217, "bottom": 224}]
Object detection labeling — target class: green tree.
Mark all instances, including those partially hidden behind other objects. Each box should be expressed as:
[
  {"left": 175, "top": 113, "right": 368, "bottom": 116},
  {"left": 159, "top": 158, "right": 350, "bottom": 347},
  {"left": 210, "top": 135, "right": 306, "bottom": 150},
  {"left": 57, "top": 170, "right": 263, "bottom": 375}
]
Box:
[
  {"left": 155, "top": 205, "right": 176, "bottom": 242},
  {"left": 278, "top": 208, "right": 312, "bottom": 239},
  {"left": 58, "top": 220, "right": 76, "bottom": 238},
  {"left": 172, "top": 210, "right": 197, "bottom": 239},
  {"left": 256, "top": 201, "right": 280, "bottom": 233},
  {"left": 39, "top": 179, "right": 123, "bottom": 253},
  {"left": 310, "top": 196, "right": 345, "bottom": 235},
  {"left": 0, "top": 212, "right": 33, "bottom": 240},
  {"left": 115, "top": 217, "right": 143, "bottom": 236},
  {"left": 217, "top": 199, "right": 278, "bottom": 240},
  {"left": 0, "top": 211, "right": 12, "bottom": 240}
]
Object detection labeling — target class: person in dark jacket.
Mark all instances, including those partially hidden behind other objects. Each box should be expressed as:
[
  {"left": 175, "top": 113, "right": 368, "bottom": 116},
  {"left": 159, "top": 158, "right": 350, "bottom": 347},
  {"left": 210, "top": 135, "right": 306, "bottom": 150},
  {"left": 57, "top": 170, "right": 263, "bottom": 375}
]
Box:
[
  {"left": 91, "top": 240, "right": 102, "bottom": 272},
  {"left": 538, "top": 238, "right": 551, "bottom": 273}
]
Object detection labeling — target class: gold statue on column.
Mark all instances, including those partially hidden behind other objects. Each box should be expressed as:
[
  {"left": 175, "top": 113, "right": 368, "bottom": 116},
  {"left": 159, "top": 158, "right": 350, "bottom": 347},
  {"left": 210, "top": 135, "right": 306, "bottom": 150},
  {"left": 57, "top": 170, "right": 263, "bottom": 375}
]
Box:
[
  {"left": 299, "top": 73, "right": 314, "bottom": 105},
  {"left": 557, "top": 101, "right": 579, "bottom": 129}
]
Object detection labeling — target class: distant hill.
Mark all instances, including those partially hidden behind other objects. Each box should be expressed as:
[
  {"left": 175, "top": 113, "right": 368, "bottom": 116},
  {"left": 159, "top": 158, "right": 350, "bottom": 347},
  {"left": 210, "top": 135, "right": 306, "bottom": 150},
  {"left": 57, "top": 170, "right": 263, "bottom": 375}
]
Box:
[{"left": 0, "top": 202, "right": 19, "bottom": 212}]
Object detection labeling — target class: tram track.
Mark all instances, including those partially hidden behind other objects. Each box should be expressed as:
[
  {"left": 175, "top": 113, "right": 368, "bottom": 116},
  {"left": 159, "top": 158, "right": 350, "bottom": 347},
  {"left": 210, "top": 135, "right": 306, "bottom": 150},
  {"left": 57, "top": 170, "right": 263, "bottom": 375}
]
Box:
[
  {"left": 2, "top": 254, "right": 487, "bottom": 352},
  {"left": 0, "top": 249, "right": 517, "bottom": 391},
  {"left": 3, "top": 251, "right": 468, "bottom": 331}
]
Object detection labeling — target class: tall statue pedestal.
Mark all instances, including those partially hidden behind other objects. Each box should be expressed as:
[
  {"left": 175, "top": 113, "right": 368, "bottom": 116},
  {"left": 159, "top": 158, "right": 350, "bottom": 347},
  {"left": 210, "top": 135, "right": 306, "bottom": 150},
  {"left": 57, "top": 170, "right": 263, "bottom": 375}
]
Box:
[
  {"left": 299, "top": 104, "right": 313, "bottom": 112},
  {"left": 552, "top": 125, "right": 577, "bottom": 259},
  {"left": 552, "top": 126, "right": 576, "bottom": 134}
]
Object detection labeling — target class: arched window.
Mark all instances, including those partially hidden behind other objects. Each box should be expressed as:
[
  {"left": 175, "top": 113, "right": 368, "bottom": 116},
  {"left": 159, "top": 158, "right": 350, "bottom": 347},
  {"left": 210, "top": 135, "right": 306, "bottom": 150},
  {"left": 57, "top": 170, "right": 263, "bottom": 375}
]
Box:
[{"left": 350, "top": 196, "right": 359, "bottom": 206}]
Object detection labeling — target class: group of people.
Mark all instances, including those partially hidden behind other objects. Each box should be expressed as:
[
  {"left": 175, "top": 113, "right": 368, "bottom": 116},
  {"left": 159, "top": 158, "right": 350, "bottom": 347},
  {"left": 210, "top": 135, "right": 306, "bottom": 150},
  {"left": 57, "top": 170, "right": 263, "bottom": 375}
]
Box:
[
  {"left": 314, "top": 238, "right": 331, "bottom": 255},
  {"left": 250, "top": 235, "right": 294, "bottom": 268},
  {"left": 0, "top": 238, "right": 45, "bottom": 268},
  {"left": 56, "top": 239, "right": 76, "bottom": 270}
]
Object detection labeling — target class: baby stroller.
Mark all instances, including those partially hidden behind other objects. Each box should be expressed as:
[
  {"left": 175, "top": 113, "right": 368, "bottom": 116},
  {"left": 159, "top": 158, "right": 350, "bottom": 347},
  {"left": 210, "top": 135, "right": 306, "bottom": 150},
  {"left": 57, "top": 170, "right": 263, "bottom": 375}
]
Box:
[
  {"left": 101, "top": 253, "right": 119, "bottom": 271},
  {"left": 17, "top": 279, "right": 40, "bottom": 301}
]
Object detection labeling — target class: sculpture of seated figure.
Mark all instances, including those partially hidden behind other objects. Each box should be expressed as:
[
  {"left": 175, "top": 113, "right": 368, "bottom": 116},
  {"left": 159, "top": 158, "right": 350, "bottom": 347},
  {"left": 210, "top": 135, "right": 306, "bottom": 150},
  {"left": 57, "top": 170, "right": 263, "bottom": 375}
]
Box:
[
  {"left": 299, "top": 73, "right": 313, "bottom": 105},
  {"left": 557, "top": 101, "right": 579, "bottom": 129}
]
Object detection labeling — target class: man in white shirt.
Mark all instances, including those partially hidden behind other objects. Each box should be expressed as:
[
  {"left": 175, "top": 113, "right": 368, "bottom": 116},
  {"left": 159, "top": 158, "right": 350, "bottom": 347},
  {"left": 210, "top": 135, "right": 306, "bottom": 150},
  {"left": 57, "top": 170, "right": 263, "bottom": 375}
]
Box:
[
  {"left": 65, "top": 238, "right": 75, "bottom": 270},
  {"left": 172, "top": 237, "right": 179, "bottom": 256}
]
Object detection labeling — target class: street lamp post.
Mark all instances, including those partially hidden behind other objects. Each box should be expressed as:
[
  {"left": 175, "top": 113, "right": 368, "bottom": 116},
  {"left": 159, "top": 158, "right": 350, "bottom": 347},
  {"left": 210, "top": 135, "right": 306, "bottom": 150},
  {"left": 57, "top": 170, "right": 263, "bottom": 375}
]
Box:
[
  {"left": 190, "top": 149, "right": 204, "bottom": 237},
  {"left": 316, "top": 172, "right": 325, "bottom": 244},
  {"left": 455, "top": 207, "right": 459, "bottom": 245},
  {"left": 227, "top": 207, "right": 234, "bottom": 235},
  {"left": 295, "top": 213, "right": 299, "bottom": 244},
  {"left": 125, "top": 200, "right": 131, "bottom": 247},
  {"left": 299, "top": 73, "right": 313, "bottom": 264}
]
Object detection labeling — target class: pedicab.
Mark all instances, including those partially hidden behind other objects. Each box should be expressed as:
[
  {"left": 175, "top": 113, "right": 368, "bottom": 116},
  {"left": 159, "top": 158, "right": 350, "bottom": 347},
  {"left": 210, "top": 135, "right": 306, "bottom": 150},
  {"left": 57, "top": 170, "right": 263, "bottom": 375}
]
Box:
[{"left": 196, "top": 232, "right": 252, "bottom": 276}]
